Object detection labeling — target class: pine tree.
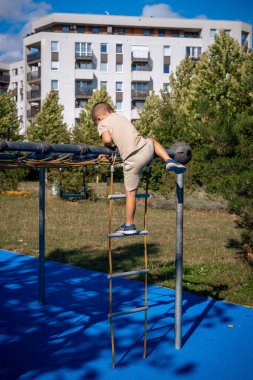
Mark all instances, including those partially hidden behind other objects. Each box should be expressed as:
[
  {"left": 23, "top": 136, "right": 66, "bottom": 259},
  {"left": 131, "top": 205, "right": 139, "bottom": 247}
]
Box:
[
  {"left": 169, "top": 55, "right": 195, "bottom": 121},
  {"left": 72, "top": 87, "right": 114, "bottom": 145},
  {"left": 134, "top": 92, "right": 162, "bottom": 138},
  {"left": 189, "top": 30, "right": 251, "bottom": 121},
  {"left": 0, "top": 92, "right": 24, "bottom": 190},
  {"left": 0, "top": 92, "right": 20, "bottom": 140},
  {"left": 27, "top": 91, "right": 70, "bottom": 143}
]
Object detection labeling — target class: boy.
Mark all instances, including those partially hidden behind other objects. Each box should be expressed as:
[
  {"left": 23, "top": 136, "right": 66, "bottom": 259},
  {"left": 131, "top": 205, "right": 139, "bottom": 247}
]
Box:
[{"left": 92, "top": 102, "right": 186, "bottom": 235}]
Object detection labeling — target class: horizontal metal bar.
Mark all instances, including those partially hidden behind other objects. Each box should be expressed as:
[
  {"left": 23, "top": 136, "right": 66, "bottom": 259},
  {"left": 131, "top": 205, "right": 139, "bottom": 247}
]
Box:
[
  {"left": 108, "top": 306, "right": 148, "bottom": 318},
  {"left": 0, "top": 141, "right": 117, "bottom": 156},
  {"left": 108, "top": 269, "right": 149, "bottom": 279},
  {"left": 107, "top": 230, "right": 148, "bottom": 238},
  {"left": 60, "top": 194, "right": 86, "bottom": 198},
  {"left": 108, "top": 193, "right": 150, "bottom": 200}
]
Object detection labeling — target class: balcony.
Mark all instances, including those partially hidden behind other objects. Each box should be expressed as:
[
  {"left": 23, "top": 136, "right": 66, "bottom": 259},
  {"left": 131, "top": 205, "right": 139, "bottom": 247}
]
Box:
[
  {"left": 75, "top": 69, "right": 94, "bottom": 80},
  {"left": 27, "top": 70, "right": 41, "bottom": 82},
  {"left": 27, "top": 51, "right": 41, "bottom": 63},
  {"left": 0, "top": 74, "right": 10, "bottom": 83},
  {"left": 131, "top": 70, "right": 151, "bottom": 82},
  {"left": 131, "top": 108, "right": 140, "bottom": 120},
  {"left": 11, "top": 88, "right": 18, "bottom": 96},
  {"left": 75, "top": 88, "right": 94, "bottom": 98},
  {"left": 27, "top": 108, "right": 39, "bottom": 119},
  {"left": 27, "top": 89, "right": 41, "bottom": 101},
  {"left": 131, "top": 89, "right": 150, "bottom": 100},
  {"left": 75, "top": 52, "right": 93, "bottom": 61},
  {"left": 131, "top": 51, "right": 149, "bottom": 63}
]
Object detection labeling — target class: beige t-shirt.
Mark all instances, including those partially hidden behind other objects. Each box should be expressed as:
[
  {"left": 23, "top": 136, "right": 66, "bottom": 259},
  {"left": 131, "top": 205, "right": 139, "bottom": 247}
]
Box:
[{"left": 97, "top": 113, "right": 148, "bottom": 161}]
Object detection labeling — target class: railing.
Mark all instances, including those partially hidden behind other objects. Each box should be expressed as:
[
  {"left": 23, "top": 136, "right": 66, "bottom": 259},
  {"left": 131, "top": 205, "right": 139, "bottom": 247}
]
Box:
[
  {"left": 75, "top": 52, "right": 93, "bottom": 60},
  {"left": 27, "top": 52, "right": 41, "bottom": 62},
  {"left": 27, "top": 70, "right": 41, "bottom": 82},
  {"left": 0, "top": 74, "right": 10, "bottom": 82},
  {"left": 27, "top": 90, "right": 41, "bottom": 100},
  {"left": 132, "top": 52, "right": 149, "bottom": 62},
  {"left": 131, "top": 89, "right": 150, "bottom": 99},
  {"left": 75, "top": 88, "right": 94, "bottom": 97},
  {"left": 131, "top": 65, "right": 151, "bottom": 72},
  {"left": 27, "top": 108, "right": 39, "bottom": 118}
]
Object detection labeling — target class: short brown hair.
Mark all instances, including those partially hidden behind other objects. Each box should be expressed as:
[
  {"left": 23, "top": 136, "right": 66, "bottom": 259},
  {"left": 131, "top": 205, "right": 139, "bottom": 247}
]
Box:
[{"left": 91, "top": 102, "right": 113, "bottom": 123}]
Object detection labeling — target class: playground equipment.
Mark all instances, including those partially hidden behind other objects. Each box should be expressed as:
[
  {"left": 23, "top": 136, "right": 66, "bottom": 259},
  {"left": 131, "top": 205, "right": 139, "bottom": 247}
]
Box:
[
  {"left": 59, "top": 167, "right": 89, "bottom": 200},
  {"left": 0, "top": 139, "right": 192, "bottom": 355}
]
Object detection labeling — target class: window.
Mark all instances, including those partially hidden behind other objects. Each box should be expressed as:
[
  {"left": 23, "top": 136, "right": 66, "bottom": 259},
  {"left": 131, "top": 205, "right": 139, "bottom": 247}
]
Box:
[
  {"left": 12, "top": 68, "right": 18, "bottom": 76},
  {"left": 144, "top": 29, "right": 151, "bottom": 36},
  {"left": 158, "top": 29, "right": 165, "bottom": 37},
  {"left": 132, "top": 62, "right": 150, "bottom": 71},
  {"left": 116, "top": 44, "right": 123, "bottom": 54},
  {"left": 118, "top": 27, "right": 125, "bottom": 35},
  {"left": 116, "top": 82, "right": 123, "bottom": 92},
  {"left": 51, "top": 61, "right": 59, "bottom": 70},
  {"left": 116, "top": 63, "right": 123, "bottom": 73},
  {"left": 224, "top": 29, "right": 231, "bottom": 36},
  {"left": 186, "top": 46, "right": 202, "bottom": 59},
  {"left": 62, "top": 25, "right": 70, "bottom": 33},
  {"left": 75, "top": 99, "right": 86, "bottom": 108},
  {"left": 100, "top": 62, "right": 108, "bottom": 72},
  {"left": 116, "top": 101, "right": 123, "bottom": 111},
  {"left": 132, "top": 100, "right": 145, "bottom": 110},
  {"left": 75, "top": 42, "right": 92, "bottom": 57},
  {"left": 163, "top": 46, "right": 171, "bottom": 56},
  {"left": 100, "top": 81, "right": 108, "bottom": 89},
  {"left": 76, "top": 26, "right": 84, "bottom": 33},
  {"left": 51, "top": 41, "right": 59, "bottom": 52},
  {"left": 75, "top": 61, "right": 92, "bottom": 69},
  {"left": 163, "top": 83, "right": 170, "bottom": 92},
  {"left": 132, "top": 82, "right": 149, "bottom": 91},
  {"left": 92, "top": 26, "right": 100, "bottom": 34},
  {"left": 51, "top": 80, "right": 58, "bottom": 91},
  {"left": 210, "top": 29, "right": 217, "bottom": 39},
  {"left": 101, "top": 43, "right": 108, "bottom": 53},
  {"left": 163, "top": 64, "right": 170, "bottom": 74}
]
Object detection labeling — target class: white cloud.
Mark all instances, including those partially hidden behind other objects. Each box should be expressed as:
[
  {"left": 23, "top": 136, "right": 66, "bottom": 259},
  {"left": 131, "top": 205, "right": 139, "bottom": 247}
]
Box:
[
  {"left": 141, "top": 3, "right": 182, "bottom": 18},
  {"left": 0, "top": 0, "right": 51, "bottom": 62},
  {"left": 0, "top": 0, "right": 52, "bottom": 22}
]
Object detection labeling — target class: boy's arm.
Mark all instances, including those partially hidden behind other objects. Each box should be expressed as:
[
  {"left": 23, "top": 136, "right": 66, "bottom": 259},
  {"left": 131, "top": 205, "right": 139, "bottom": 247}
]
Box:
[{"left": 101, "top": 131, "right": 113, "bottom": 147}]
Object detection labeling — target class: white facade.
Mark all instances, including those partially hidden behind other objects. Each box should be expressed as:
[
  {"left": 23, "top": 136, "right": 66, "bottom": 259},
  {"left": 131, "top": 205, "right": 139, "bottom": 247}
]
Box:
[
  {"left": 0, "top": 60, "right": 24, "bottom": 133},
  {"left": 3, "top": 13, "right": 253, "bottom": 131}
]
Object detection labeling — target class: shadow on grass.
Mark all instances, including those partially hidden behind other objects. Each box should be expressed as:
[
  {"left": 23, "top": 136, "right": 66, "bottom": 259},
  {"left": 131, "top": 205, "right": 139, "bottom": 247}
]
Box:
[{"left": 227, "top": 238, "right": 253, "bottom": 266}]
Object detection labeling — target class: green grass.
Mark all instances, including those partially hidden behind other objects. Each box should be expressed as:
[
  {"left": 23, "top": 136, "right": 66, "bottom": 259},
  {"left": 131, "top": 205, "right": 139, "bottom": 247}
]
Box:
[{"left": 0, "top": 181, "right": 252, "bottom": 307}]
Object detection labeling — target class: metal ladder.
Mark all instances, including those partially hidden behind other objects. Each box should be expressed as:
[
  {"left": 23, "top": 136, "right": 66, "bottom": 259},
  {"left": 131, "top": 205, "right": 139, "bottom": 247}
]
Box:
[{"left": 107, "top": 160, "right": 151, "bottom": 367}]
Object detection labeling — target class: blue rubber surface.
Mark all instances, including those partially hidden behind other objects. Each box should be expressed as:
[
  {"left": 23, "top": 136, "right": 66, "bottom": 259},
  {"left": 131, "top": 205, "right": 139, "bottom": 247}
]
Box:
[{"left": 0, "top": 249, "right": 252, "bottom": 380}]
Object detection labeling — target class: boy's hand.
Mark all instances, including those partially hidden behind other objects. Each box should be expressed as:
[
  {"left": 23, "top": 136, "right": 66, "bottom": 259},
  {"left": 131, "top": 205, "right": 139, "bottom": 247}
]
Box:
[{"left": 98, "top": 154, "right": 109, "bottom": 162}]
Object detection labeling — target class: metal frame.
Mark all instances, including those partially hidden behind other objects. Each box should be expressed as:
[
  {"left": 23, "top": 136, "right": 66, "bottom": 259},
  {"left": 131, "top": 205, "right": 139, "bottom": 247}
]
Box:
[{"left": 0, "top": 140, "right": 189, "bottom": 352}]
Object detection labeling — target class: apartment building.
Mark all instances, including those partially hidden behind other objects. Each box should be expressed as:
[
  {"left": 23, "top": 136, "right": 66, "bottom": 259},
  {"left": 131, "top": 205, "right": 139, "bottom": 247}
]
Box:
[
  {"left": 2, "top": 13, "right": 252, "bottom": 132},
  {"left": 0, "top": 60, "right": 24, "bottom": 132}
]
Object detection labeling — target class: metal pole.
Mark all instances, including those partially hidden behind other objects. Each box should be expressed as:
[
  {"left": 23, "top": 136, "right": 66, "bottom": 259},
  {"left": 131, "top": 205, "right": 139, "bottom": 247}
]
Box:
[
  {"left": 39, "top": 168, "right": 46, "bottom": 305},
  {"left": 175, "top": 173, "right": 184, "bottom": 349}
]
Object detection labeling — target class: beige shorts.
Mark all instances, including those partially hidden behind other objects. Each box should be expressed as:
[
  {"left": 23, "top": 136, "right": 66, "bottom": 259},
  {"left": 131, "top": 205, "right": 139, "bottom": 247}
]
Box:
[{"left": 123, "top": 139, "right": 154, "bottom": 191}]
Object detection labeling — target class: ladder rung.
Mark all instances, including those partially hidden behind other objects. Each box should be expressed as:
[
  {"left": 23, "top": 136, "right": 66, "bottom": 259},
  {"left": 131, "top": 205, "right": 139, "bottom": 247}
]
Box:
[
  {"left": 108, "top": 306, "right": 148, "bottom": 318},
  {"left": 107, "top": 230, "right": 148, "bottom": 238},
  {"left": 108, "top": 269, "right": 149, "bottom": 279},
  {"left": 108, "top": 193, "right": 150, "bottom": 200}
]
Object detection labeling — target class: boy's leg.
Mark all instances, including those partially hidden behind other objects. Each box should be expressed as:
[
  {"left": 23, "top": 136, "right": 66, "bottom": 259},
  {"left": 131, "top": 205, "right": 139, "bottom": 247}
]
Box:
[
  {"left": 125, "top": 189, "right": 137, "bottom": 225},
  {"left": 151, "top": 138, "right": 186, "bottom": 174}
]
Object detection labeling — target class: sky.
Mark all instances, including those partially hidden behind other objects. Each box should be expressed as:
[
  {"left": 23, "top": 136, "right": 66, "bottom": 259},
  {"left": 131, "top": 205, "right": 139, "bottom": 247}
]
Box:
[{"left": 0, "top": 0, "right": 252, "bottom": 62}]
